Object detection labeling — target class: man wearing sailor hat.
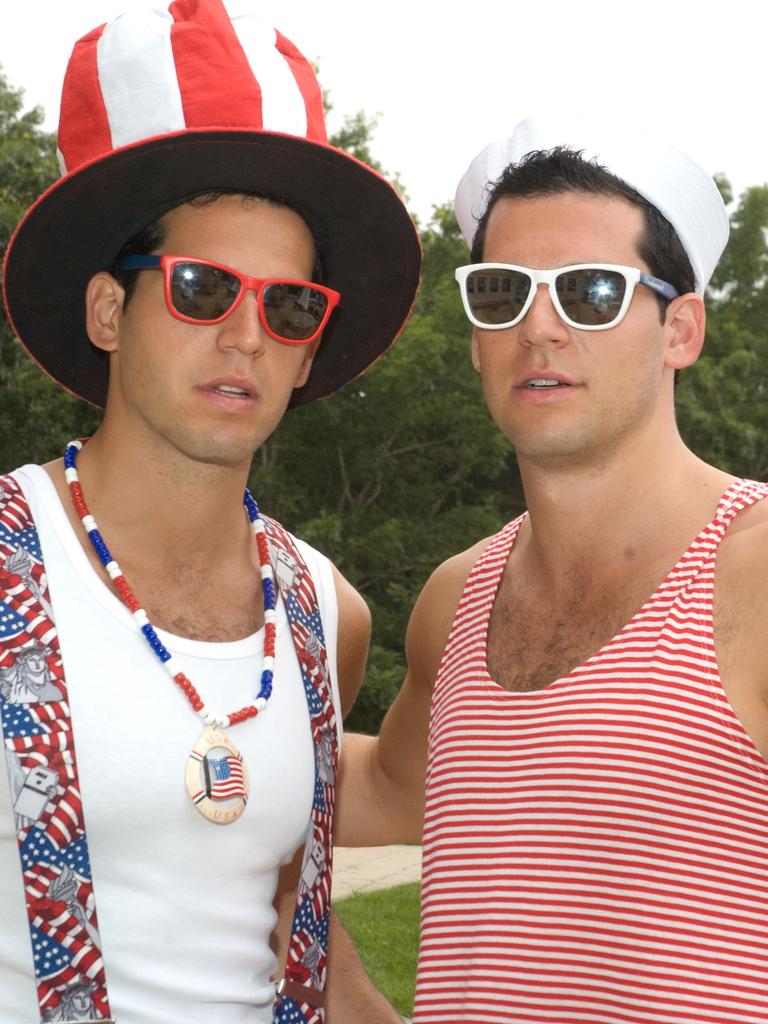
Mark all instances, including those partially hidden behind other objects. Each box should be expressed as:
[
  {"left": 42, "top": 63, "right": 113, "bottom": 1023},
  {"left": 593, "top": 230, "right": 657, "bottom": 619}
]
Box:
[{"left": 338, "top": 117, "right": 768, "bottom": 1022}]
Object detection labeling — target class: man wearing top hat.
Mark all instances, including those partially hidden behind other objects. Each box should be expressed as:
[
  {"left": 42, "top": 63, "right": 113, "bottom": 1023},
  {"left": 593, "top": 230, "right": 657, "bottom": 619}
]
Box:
[
  {"left": 337, "top": 118, "right": 768, "bottom": 1022},
  {"left": 0, "top": 2, "right": 418, "bottom": 1022}
]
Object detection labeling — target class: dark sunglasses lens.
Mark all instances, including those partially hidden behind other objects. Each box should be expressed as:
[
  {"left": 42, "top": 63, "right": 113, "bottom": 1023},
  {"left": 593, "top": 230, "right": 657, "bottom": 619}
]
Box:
[
  {"left": 555, "top": 268, "right": 627, "bottom": 326},
  {"left": 464, "top": 269, "right": 532, "bottom": 325},
  {"left": 170, "top": 263, "right": 240, "bottom": 321},
  {"left": 263, "top": 284, "right": 328, "bottom": 341}
]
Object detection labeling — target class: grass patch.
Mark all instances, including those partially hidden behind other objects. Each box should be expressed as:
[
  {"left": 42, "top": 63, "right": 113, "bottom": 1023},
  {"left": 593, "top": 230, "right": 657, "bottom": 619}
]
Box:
[{"left": 334, "top": 881, "right": 420, "bottom": 1016}]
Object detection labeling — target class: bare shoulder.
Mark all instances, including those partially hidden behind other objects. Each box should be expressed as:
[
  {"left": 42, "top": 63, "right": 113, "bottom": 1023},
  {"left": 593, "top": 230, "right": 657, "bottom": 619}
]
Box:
[
  {"left": 406, "top": 535, "right": 495, "bottom": 690},
  {"left": 331, "top": 562, "right": 371, "bottom": 632},
  {"left": 718, "top": 492, "right": 768, "bottom": 598},
  {"left": 716, "top": 490, "right": 768, "bottom": 673},
  {"left": 714, "top": 488, "right": 768, "bottom": 758},
  {"left": 330, "top": 563, "right": 372, "bottom": 718}
]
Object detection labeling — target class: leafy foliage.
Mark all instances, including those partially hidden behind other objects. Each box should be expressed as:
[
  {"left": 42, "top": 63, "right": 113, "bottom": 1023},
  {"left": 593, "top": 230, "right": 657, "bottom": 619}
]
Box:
[
  {"left": 677, "top": 181, "right": 768, "bottom": 478},
  {"left": 0, "top": 70, "right": 100, "bottom": 472}
]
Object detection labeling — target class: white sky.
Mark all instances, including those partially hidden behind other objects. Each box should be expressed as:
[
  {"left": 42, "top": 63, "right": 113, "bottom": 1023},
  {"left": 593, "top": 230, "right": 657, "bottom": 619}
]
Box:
[{"left": 1, "top": 0, "right": 766, "bottom": 224}]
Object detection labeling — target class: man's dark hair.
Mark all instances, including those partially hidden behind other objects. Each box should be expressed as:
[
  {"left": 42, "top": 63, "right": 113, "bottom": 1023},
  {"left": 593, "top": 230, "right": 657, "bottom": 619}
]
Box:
[
  {"left": 470, "top": 147, "right": 695, "bottom": 322},
  {"left": 111, "top": 189, "right": 327, "bottom": 308}
]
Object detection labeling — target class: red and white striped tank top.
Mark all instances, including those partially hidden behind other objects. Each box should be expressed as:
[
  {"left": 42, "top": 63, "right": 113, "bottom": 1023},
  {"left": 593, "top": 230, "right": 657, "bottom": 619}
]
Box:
[{"left": 415, "top": 479, "right": 768, "bottom": 1024}]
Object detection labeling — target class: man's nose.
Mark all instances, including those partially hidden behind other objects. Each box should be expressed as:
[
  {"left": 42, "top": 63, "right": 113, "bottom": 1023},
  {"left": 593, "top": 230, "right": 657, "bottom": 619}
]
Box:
[
  {"left": 517, "top": 283, "right": 570, "bottom": 348},
  {"left": 216, "top": 289, "right": 267, "bottom": 355}
]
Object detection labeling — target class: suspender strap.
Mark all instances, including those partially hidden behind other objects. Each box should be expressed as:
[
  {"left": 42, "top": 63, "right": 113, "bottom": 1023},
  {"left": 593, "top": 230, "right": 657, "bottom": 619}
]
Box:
[
  {"left": 0, "top": 475, "right": 338, "bottom": 1023},
  {"left": 266, "top": 518, "right": 338, "bottom": 1024},
  {"left": 0, "top": 474, "right": 112, "bottom": 1023}
]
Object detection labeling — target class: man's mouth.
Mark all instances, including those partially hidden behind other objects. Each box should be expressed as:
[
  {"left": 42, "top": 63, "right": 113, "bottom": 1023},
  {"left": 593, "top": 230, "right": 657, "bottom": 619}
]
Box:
[
  {"left": 524, "top": 378, "right": 571, "bottom": 389},
  {"left": 210, "top": 383, "right": 252, "bottom": 398}
]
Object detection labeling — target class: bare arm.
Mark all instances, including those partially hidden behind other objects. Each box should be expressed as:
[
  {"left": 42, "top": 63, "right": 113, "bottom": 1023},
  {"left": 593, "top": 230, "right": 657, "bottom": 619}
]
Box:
[
  {"left": 335, "top": 542, "right": 489, "bottom": 847},
  {"left": 332, "top": 563, "right": 372, "bottom": 719}
]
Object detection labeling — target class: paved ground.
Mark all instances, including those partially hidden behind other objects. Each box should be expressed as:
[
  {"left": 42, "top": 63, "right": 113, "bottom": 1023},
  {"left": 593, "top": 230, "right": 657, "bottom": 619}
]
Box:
[{"left": 332, "top": 844, "right": 422, "bottom": 901}]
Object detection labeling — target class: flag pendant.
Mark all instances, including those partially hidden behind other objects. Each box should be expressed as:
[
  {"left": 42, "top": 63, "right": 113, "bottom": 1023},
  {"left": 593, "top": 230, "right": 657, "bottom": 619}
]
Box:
[{"left": 185, "top": 724, "right": 249, "bottom": 825}]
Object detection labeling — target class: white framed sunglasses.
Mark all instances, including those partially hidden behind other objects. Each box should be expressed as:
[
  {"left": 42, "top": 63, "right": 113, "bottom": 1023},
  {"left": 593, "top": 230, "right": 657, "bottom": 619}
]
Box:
[{"left": 455, "top": 263, "right": 680, "bottom": 332}]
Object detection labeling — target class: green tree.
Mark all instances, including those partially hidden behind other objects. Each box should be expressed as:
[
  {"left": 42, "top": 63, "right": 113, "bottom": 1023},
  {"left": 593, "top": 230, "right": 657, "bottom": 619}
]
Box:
[
  {"left": 677, "top": 178, "right": 768, "bottom": 477},
  {"left": 0, "top": 68, "right": 100, "bottom": 472}
]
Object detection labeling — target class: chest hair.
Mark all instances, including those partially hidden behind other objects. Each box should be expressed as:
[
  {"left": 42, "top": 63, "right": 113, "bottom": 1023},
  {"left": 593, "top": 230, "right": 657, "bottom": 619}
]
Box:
[
  {"left": 486, "top": 565, "right": 662, "bottom": 693},
  {"left": 123, "top": 563, "right": 264, "bottom": 642}
]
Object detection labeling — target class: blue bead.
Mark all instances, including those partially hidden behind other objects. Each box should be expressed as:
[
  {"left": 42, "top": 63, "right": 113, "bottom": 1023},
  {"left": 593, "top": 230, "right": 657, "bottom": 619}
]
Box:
[
  {"left": 262, "top": 578, "right": 276, "bottom": 608},
  {"left": 243, "top": 489, "right": 261, "bottom": 522},
  {"left": 87, "top": 530, "right": 111, "bottom": 566}
]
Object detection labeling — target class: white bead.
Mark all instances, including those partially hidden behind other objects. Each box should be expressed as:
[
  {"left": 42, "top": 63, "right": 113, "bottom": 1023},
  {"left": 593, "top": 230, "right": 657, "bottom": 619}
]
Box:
[
  {"left": 164, "top": 657, "right": 177, "bottom": 675},
  {"left": 106, "top": 561, "right": 121, "bottom": 579},
  {"left": 254, "top": 697, "right": 268, "bottom": 712},
  {"left": 203, "top": 709, "right": 217, "bottom": 726},
  {"left": 261, "top": 564, "right": 273, "bottom": 580},
  {"left": 71, "top": 439, "right": 83, "bottom": 451},
  {"left": 133, "top": 609, "right": 149, "bottom": 627},
  {"left": 64, "top": 467, "right": 78, "bottom": 484},
  {"left": 263, "top": 656, "right": 275, "bottom": 672},
  {"left": 264, "top": 609, "right": 277, "bottom": 625},
  {"left": 82, "top": 515, "right": 97, "bottom": 532}
]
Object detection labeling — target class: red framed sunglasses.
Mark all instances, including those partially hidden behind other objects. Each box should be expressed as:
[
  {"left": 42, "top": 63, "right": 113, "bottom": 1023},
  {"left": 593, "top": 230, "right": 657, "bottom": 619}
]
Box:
[{"left": 119, "top": 254, "right": 341, "bottom": 345}]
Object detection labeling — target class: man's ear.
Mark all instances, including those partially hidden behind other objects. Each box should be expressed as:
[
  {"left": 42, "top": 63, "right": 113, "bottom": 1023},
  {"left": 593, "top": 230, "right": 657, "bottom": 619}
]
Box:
[
  {"left": 86, "top": 272, "right": 126, "bottom": 353},
  {"left": 471, "top": 331, "right": 481, "bottom": 374},
  {"left": 664, "top": 292, "right": 706, "bottom": 371}
]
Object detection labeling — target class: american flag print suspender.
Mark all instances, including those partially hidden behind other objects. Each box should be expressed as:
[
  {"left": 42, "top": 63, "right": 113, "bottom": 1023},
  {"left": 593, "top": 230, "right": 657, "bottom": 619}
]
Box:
[
  {"left": 266, "top": 518, "right": 338, "bottom": 1024},
  {"left": 0, "top": 474, "right": 112, "bottom": 1023},
  {"left": 0, "top": 475, "right": 338, "bottom": 1024}
]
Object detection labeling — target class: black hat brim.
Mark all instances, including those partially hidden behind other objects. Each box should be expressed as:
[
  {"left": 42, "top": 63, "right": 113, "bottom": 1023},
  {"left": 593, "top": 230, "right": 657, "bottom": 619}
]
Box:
[{"left": 3, "top": 129, "right": 421, "bottom": 410}]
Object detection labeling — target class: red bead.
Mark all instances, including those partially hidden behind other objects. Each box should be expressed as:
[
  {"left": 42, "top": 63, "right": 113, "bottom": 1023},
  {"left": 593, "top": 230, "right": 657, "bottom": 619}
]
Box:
[
  {"left": 256, "top": 532, "right": 270, "bottom": 563},
  {"left": 172, "top": 671, "right": 203, "bottom": 710},
  {"left": 229, "top": 705, "right": 258, "bottom": 726},
  {"left": 113, "top": 577, "right": 141, "bottom": 613},
  {"left": 70, "top": 486, "right": 88, "bottom": 519}
]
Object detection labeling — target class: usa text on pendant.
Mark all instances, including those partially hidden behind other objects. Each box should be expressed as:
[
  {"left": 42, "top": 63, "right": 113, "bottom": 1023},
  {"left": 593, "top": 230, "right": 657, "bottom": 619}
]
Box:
[{"left": 185, "top": 725, "right": 249, "bottom": 825}]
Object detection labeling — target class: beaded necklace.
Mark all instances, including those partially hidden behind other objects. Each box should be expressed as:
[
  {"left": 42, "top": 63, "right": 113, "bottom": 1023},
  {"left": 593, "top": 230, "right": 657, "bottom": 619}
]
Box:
[{"left": 64, "top": 438, "right": 276, "bottom": 824}]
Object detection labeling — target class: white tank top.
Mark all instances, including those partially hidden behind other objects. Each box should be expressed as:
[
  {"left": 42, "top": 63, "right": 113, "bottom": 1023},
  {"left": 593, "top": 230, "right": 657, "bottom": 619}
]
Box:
[{"left": 0, "top": 464, "right": 341, "bottom": 1024}]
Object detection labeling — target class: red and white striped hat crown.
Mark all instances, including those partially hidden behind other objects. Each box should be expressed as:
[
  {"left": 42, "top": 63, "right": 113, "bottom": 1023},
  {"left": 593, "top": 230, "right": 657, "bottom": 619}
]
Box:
[
  {"left": 3, "top": 0, "right": 421, "bottom": 410},
  {"left": 58, "top": 0, "right": 327, "bottom": 175}
]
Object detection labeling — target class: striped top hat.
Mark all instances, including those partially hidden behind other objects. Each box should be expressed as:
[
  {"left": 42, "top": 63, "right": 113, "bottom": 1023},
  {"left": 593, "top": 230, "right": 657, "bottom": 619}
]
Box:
[{"left": 3, "top": 0, "right": 421, "bottom": 409}]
